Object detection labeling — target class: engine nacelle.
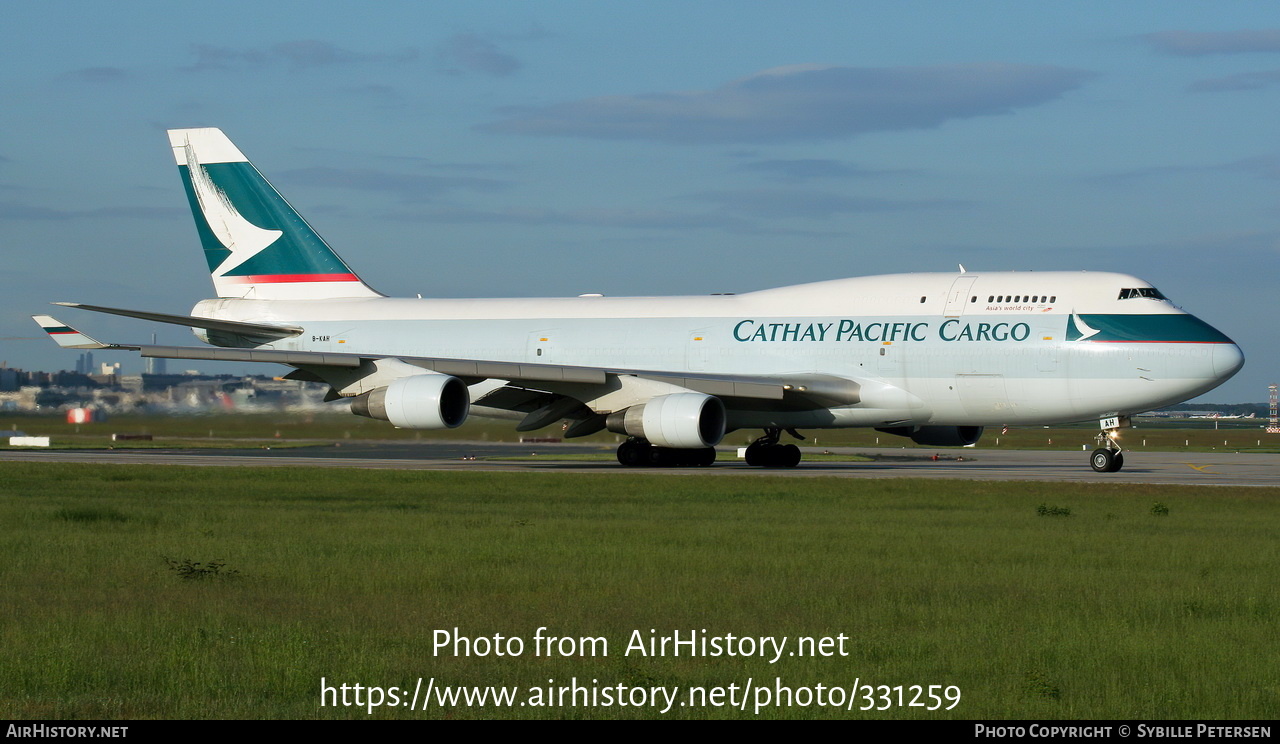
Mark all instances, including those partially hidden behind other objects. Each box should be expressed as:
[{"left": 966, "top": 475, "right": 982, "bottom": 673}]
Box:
[
  {"left": 876, "top": 425, "right": 984, "bottom": 447},
  {"left": 350, "top": 373, "right": 470, "bottom": 429},
  {"left": 605, "top": 392, "right": 726, "bottom": 448}
]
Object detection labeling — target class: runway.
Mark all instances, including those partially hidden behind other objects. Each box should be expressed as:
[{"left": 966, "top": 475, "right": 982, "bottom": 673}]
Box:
[{"left": 2, "top": 442, "right": 1277, "bottom": 487}]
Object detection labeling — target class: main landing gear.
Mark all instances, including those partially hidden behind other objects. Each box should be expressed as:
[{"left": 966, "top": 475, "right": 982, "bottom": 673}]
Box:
[
  {"left": 743, "top": 428, "right": 803, "bottom": 468},
  {"left": 614, "top": 427, "right": 807, "bottom": 469},
  {"left": 1090, "top": 428, "right": 1125, "bottom": 473},
  {"left": 616, "top": 438, "right": 717, "bottom": 467}
]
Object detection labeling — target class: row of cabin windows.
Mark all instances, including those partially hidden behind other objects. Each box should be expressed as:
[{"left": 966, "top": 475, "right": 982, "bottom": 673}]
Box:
[
  {"left": 917, "top": 288, "right": 1160, "bottom": 303},
  {"left": 917, "top": 295, "right": 1058, "bottom": 303},
  {"left": 985, "top": 295, "right": 1055, "bottom": 304},
  {"left": 918, "top": 294, "right": 1058, "bottom": 304}
]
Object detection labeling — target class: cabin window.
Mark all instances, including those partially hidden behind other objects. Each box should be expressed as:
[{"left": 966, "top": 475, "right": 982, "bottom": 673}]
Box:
[
  {"left": 988, "top": 296, "right": 994, "bottom": 302},
  {"left": 970, "top": 296, "right": 977, "bottom": 302},
  {"left": 1050, "top": 295, "right": 1056, "bottom": 303},
  {"left": 920, "top": 296, "right": 927, "bottom": 303}
]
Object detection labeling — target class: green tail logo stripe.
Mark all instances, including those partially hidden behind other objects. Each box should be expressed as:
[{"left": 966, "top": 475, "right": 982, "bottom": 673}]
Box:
[{"left": 169, "top": 128, "right": 379, "bottom": 299}]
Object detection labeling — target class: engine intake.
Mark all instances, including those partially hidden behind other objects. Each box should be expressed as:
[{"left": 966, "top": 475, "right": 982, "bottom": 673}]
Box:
[
  {"left": 351, "top": 373, "right": 470, "bottom": 429},
  {"left": 605, "top": 392, "right": 726, "bottom": 449},
  {"left": 876, "top": 425, "right": 984, "bottom": 447}
]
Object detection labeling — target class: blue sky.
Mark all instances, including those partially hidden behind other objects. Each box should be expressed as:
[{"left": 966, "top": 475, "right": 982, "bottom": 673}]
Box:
[{"left": 1, "top": 1, "right": 1276, "bottom": 403}]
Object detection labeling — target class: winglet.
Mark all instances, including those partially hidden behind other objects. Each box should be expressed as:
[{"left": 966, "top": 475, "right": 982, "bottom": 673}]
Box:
[{"left": 32, "top": 316, "right": 109, "bottom": 349}]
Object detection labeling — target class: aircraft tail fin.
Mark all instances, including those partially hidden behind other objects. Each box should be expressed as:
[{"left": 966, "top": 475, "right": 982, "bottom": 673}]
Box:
[{"left": 168, "top": 128, "right": 382, "bottom": 301}]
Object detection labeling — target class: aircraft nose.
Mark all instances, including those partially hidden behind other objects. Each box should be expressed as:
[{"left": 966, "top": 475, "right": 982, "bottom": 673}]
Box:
[{"left": 1212, "top": 341, "right": 1245, "bottom": 380}]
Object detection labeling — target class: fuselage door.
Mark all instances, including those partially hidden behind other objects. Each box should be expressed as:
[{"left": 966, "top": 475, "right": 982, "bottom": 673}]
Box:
[
  {"left": 687, "top": 329, "right": 711, "bottom": 371},
  {"left": 955, "top": 373, "right": 1012, "bottom": 417},
  {"left": 943, "top": 276, "right": 979, "bottom": 317}
]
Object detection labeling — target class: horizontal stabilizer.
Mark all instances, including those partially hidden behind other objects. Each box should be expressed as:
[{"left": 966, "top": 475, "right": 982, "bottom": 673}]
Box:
[
  {"left": 54, "top": 302, "right": 302, "bottom": 339},
  {"left": 31, "top": 316, "right": 109, "bottom": 349}
]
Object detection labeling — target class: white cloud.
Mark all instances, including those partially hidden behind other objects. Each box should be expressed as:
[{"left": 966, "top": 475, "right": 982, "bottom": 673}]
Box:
[
  {"left": 437, "top": 33, "right": 521, "bottom": 77},
  {"left": 1144, "top": 29, "right": 1280, "bottom": 56},
  {"left": 693, "top": 189, "right": 968, "bottom": 219},
  {"left": 481, "top": 63, "right": 1093, "bottom": 144},
  {"left": 1189, "top": 69, "right": 1280, "bottom": 92},
  {"left": 184, "top": 41, "right": 416, "bottom": 72},
  {"left": 275, "top": 167, "right": 508, "bottom": 201},
  {"left": 741, "top": 159, "right": 908, "bottom": 183}
]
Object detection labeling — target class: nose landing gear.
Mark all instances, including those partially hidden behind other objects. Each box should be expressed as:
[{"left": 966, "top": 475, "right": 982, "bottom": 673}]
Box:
[{"left": 1090, "top": 419, "right": 1126, "bottom": 473}]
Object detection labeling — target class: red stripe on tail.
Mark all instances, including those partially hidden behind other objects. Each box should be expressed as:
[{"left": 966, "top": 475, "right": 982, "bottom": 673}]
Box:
[{"left": 224, "top": 273, "right": 361, "bottom": 284}]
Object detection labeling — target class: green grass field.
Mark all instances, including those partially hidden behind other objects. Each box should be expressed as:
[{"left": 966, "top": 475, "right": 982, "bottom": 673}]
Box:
[{"left": 1, "top": 462, "right": 1276, "bottom": 719}]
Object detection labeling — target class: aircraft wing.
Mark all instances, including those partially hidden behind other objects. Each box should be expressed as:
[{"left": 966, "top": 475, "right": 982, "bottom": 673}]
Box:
[
  {"left": 133, "top": 342, "right": 798, "bottom": 401},
  {"left": 32, "top": 316, "right": 862, "bottom": 409}
]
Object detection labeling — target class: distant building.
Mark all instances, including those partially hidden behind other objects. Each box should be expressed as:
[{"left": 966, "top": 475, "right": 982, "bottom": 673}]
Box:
[
  {"left": 0, "top": 368, "right": 19, "bottom": 392},
  {"left": 52, "top": 371, "right": 98, "bottom": 388},
  {"left": 0, "top": 366, "right": 330, "bottom": 413}
]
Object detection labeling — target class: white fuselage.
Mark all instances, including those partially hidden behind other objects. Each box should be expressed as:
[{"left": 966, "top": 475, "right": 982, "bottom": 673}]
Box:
[{"left": 192, "top": 271, "right": 1244, "bottom": 430}]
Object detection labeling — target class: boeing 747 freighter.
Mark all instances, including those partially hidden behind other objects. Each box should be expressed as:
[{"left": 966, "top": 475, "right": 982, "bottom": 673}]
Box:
[{"left": 35, "top": 128, "right": 1244, "bottom": 471}]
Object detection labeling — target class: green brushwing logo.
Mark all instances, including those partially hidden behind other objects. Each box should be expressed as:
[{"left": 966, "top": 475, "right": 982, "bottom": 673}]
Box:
[
  {"left": 178, "top": 158, "right": 352, "bottom": 278},
  {"left": 1067, "top": 314, "right": 1232, "bottom": 343}
]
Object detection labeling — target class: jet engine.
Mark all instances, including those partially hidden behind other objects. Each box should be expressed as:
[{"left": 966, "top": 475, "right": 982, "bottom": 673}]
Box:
[
  {"left": 876, "top": 425, "right": 984, "bottom": 447},
  {"left": 350, "top": 373, "right": 470, "bottom": 429},
  {"left": 605, "top": 392, "right": 726, "bottom": 448}
]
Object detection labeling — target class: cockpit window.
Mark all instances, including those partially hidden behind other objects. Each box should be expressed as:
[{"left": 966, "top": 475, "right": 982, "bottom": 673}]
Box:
[{"left": 1118, "top": 287, "right": 1166, "bottom": 301}]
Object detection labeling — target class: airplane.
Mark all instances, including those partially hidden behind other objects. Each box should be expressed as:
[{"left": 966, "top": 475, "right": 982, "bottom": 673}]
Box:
[{"left": 34, "top": 127, "right": 1245, "bottom": 472}]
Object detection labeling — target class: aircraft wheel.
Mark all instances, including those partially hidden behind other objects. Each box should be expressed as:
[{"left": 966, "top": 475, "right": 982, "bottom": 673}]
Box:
[
  {"left": 648, "top": 446, "right": 674, "bottom": 467},
  {"left": 1107, "top": 452, "right": 1124, "bottom": 473},
  {"left": 1090, "top": 448, "right": 1116, "bottom": 473},
  {"left": 744, "top": 442, "right": 767, "bottom": 466},
  {"left": 617, "top": 439, "right": 650, "bottom": 467},
  {"left": 664, "top": 447, "right": 715, "bottom": 467},
  {"left": 755, "top": 444, "right": 801, "bottom": 468}
]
